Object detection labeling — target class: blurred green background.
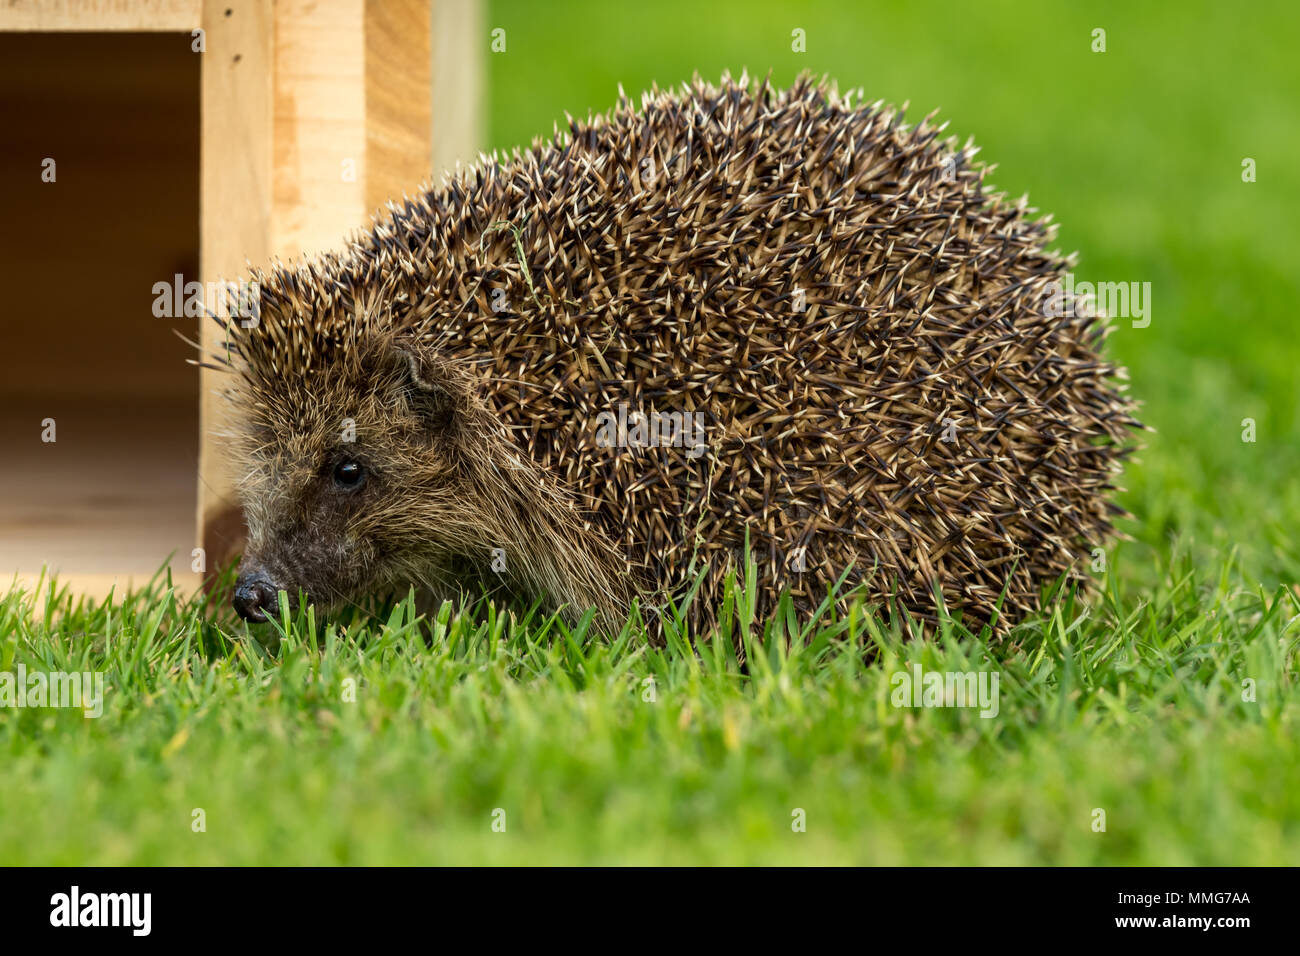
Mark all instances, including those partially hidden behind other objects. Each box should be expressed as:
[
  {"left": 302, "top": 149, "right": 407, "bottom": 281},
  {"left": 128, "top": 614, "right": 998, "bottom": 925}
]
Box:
[{"left": 487, "top": 0, "right": 1300, "bottom": 593}]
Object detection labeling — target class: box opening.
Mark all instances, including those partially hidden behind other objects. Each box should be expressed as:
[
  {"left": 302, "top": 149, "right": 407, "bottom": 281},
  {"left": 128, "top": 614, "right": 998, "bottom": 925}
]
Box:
[{"left": 0, "top": 33, "right": 201, "bottom": 596}]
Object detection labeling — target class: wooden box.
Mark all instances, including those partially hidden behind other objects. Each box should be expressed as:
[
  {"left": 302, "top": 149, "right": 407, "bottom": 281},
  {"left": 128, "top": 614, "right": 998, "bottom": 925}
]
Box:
[{"left": 0, "top": 0, "right": 483, "bottom": 597}]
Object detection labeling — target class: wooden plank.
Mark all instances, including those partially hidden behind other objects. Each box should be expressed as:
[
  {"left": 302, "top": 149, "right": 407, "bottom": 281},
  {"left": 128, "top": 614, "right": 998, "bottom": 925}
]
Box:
[
  {"left": 431, "top": 0, "right": 483, "bottom": 181},
  {"left": 365, "top": 0, "right": 433, "bottom": 211},
  {"left": 0, "top": 0, "right": 202, "bottom": 31},
  {"left": 271, "top": 0, "right": 365, "bottom": 260},
  {"left": 198, "top": 0, "right": 273, "bottom": 573}
]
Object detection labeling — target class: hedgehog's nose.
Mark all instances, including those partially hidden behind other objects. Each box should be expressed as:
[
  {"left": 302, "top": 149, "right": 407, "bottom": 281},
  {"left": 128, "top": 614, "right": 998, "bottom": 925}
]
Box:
[{"left": 233, "top": 571, "right": 281, "bottom": 623}]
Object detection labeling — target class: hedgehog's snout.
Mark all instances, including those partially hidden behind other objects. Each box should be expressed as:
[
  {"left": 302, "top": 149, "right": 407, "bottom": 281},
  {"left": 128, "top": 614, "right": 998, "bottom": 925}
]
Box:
[{"left": 233, "top": 569, "right": 287, "bottom": 623}]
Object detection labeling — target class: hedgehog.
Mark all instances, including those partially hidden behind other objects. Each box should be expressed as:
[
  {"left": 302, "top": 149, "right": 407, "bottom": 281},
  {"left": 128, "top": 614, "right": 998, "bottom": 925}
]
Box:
[{"left": 213, "top": 72, "right": 1139, "bottom": 640}]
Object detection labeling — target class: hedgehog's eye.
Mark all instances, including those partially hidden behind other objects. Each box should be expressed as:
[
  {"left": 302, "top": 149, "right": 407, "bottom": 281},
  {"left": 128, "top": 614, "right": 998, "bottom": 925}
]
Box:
[{"left": 333, "top": 460, "right": 365, "bottom": 490}]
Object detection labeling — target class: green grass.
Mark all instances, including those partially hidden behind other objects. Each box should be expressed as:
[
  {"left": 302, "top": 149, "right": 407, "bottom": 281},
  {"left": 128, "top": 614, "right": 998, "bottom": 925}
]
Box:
[
  {"left": 2, "top": 550, "right": 1297, "bottom": 865},
  {"left": 3, "top": 0, "right": 1299, "bottom": 864}
]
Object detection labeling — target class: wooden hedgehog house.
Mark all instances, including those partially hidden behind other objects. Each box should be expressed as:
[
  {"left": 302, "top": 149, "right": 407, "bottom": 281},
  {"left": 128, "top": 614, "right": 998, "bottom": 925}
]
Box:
[{"left": 0, "top": 0, "right": 482, "bottom": 598}]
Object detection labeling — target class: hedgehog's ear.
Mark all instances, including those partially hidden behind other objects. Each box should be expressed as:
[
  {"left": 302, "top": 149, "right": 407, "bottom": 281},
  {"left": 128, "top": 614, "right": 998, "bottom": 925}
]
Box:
[{"left": 393, "top": 341, "right": 458, "bottom": 431}]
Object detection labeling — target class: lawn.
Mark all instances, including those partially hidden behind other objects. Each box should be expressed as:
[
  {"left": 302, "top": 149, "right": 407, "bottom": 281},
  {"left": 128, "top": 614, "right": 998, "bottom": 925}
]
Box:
[{"left": 2, "top": 0, "right": 1298, "bottom": 864}]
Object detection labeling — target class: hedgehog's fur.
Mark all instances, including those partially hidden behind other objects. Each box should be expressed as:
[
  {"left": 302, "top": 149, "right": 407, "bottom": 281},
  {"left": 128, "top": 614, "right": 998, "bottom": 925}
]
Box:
[{"left": 217, "top": 72, "right": 1139, "bottom": 638}]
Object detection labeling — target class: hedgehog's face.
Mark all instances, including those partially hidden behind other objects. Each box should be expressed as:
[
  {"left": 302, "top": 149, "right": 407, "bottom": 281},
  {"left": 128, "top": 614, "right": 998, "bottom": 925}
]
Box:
[{"left": 232, "top": 337, "right": 476, "bottom": 622}]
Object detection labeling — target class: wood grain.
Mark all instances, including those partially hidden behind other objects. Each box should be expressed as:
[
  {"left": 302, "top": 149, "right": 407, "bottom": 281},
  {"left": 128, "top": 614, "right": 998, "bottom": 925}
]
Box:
[
  {"left": 0, "top": 0, "right": 202, "bottom": 31},
  {"left": 271, "top": 0, "right": 365, "bottom": 260},
  {"left": 365, "top": 0, "right": 433, "bottom": 211},
  {"left": 199, "top": 0, "right": 272, "bottom": 569}
]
